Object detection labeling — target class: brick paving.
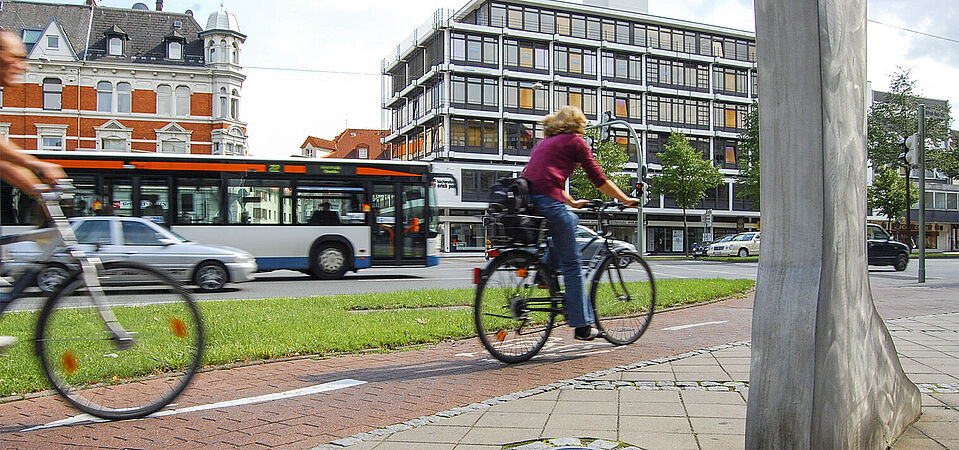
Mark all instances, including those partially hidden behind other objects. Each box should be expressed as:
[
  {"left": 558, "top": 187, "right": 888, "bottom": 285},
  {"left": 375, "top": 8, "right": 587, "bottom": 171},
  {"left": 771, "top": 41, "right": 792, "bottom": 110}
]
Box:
[{"left": 0, "top": 294, "right": 754, "bottom": 448}]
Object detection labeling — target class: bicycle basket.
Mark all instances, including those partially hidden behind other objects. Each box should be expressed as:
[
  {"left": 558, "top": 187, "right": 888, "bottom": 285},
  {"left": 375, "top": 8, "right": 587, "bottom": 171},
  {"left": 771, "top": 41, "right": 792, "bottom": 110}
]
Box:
[{"left": 486, "top": 213, "right": 546, "bottom": 246}]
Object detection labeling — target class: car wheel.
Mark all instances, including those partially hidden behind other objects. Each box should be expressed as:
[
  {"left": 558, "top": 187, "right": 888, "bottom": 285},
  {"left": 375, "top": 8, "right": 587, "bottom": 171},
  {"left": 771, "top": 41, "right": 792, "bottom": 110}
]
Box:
[
  {"left": 37, "top": 264, "right": 71, "bottom": 293},
  {"left": 312, "top": 244, "right": 348, "bottom": 280},
  {"left": 615, "top": 255, "right": 631, "bottom": 268},
  {"left": 194, "top": 261, "right": 228, "bottom": 291},
  {"left": 894, "top": 253, "right": 908, "bottom": 272},
  {"left": 738, "top": 248, "right": 749, "bottom": 258}
]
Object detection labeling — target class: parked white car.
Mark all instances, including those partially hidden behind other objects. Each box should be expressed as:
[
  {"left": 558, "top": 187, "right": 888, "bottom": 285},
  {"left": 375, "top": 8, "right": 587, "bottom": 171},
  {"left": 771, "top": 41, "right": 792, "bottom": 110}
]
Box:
[
  {"left": 711, "top": 232, "right": 761, "bottom": 257},
  {"left": 6, "top": 217, "right": 257, "bottom": 292}
]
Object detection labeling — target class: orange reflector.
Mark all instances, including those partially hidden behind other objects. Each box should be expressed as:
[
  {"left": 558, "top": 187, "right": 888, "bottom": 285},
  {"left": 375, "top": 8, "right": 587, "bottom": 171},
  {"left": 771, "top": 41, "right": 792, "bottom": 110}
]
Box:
[
  {"left": 169, "top": 317, "right": 187, "bottom": 339},
  {"left": 486, "top": 249, "right": 500, "bottom": 258},
  {"left": 61, "top": 350, "right": 78, "bottom": 375},
  {"left": 473, "top": 267, "right": 481, "bottom": 284},
  {"left": 516, "top": 268, "right": 528, "bottom": 278},
  {"left": 495, "top": 330, "right": 507, "bottom": 342}
]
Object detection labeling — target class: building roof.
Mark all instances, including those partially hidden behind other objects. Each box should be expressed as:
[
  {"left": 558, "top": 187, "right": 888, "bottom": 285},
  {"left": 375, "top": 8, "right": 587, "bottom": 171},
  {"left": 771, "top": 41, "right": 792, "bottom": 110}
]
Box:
[
  {"left": 0, "top": 0, "right": 209, "bottom": 66},
  {"left": 302, "top": 129, "right": 390, "bottom": 159},
  {"left": 204, "top": 8, "right": 243, "bottom": 36}
]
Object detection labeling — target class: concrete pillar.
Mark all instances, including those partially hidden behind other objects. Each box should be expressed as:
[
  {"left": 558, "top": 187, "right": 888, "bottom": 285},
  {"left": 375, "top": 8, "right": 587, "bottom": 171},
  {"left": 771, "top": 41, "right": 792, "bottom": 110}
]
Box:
[{"left": 746, "top": 0, "right": 921, "bottom": 448}]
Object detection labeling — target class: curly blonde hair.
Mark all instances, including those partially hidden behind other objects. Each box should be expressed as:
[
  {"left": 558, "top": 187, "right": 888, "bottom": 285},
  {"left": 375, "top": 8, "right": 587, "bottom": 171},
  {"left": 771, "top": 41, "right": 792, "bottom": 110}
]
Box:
[{"left": 542, "top": 105, "right": 588, "bottom": 137}]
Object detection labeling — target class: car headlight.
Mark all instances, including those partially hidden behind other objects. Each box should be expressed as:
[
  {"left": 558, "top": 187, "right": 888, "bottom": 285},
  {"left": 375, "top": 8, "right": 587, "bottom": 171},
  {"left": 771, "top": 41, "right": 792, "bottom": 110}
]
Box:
[{"left": 234, "top": 254, "right": 255, "bottom": 264}]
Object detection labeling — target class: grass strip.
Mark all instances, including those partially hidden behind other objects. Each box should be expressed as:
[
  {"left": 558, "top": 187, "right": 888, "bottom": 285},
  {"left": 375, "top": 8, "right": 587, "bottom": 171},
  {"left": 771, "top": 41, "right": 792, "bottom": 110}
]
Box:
[{"left": 0, "top": 278, "right": 753, "bottom": 397}]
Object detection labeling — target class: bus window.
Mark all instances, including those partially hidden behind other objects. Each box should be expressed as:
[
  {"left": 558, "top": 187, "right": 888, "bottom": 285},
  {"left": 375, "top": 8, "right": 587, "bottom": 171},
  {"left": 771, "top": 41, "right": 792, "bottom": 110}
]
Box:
[
  {"left": 295, "top": 184, "right": 367, "bottom": 225},
  {"left": 227, "top": 178, "right": 289, "bottom": 225},
  {"left": 139, "top": 178, "right": 169, "bottom": 224},
  {"left": 68, "top": 176, "right": 100, "bottom": 218},
  {"left": 108, "top": 178, "right": 133, "bottom": 217},
  {"left": 176, "top": 178, "right": 222, "bottom": 224},
  {"left": 0, "top": 184, "right": 41, "bottom": 225}
]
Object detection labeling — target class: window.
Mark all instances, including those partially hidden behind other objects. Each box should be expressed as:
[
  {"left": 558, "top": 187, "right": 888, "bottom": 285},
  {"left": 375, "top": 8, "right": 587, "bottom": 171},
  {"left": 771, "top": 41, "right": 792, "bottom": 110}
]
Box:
[
  {"left": 714, "top": 102, "right": 750, "bottom": 130},
  {"left": 556, "top": 15, "right": 571, "bottom": 35},
  {"left": 121, "top": 221, "right": 164, "bottom": 245},
  {"left": 601, "top": 52, "right": 642, "bottom": 82},
  {"left": 713, "top": 66, "right": 749, "bottom": 96},
  {"left": 41, "top": 137, "right": 63, "bottom": 151},
  {"left": 504, "top": 121, "right": 542, "bottom": 156},
  {"left": 646, "top": 95, "right": 710, "bottom": 129},
  {"left": 601, "top": 91, "right": 642, "bottom": 121},
  {"left": 451, "top": 33, "right": 497, "bottom": 66},
  {"left": 450, "top": 76, "right": 497, "bottom": 111},
  {"left": 219, "top": 40, "right": 227, "bottom": 62},
  {"left": 161, "top": 140, "right": 187, "bottom": 153},
  {"left": 232, "top": 43, "right": 239, "bottom": 64},
  {"left": 157, "top": 84, "right": 172, "bottom": 115},
  {"left": 504, "top": 39, "right": 548, "bottom": 72},
  {"left": 231, "top": 90, "right": 239, "bottom": 119},
  {"left": 554, "top": 85, "right": 597, "bottom": 117},
  {"left": 449, "top": 118, "right": 498, "bottom": 154},
  {"left": 97, "top": 81, "right": 113, "bottom": 112},
  {"left": 176, "top": 179, "right": 222, "bottom": 224},
  {"left": 168, "top": 41, "right": 182, "bottom": 60},
  {"left": 75, "top": 221, "right": 111, "bottom": 245},
  {"left": 219, "top": 87, "right": 228, "bottom": 118},
  {"left": 554, "top": 46, "right": 596, "bottom": 77},
  {"left": 462, "top": 169, "right": 517, "bottom": 202},
  {"left": 296, "top": 183, "right": 366, "bottom": 226},
  {"left": 101, "top": 138, "right": 126, "bottom": 151},
  {"left": 647, "top": 58, "right": 709, "bottom": 92},
  {"left": 108, "top": 37, "right": 123, "bottom": 55},
  {"left": 175, "top": 86, "right": 190, "bottom": 116},
  {"left": 47, "top": 35, "right": 58, "bottom": 49},
  {"left": 117, "top": 82, "right": 132, "bottom": 113},
  {"left": 43, "top": 78, "right": 62, "bottom": 110},
  {"left": 357, "top": 147, "right": 368, "bottom": 159},
  {"left": 227, "top": 179, "right": 289, "bottom": 224},
  {"left": 504, "top": 80, "right": 548, "bottom": 113}
]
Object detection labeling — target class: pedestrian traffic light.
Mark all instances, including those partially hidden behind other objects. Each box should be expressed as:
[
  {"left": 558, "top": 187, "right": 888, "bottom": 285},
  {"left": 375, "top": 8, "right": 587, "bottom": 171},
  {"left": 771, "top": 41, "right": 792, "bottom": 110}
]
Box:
[
  {"left": 636, "top": 180, "right": 650, "bottom": 206},
  {"left": 901, "top": 133, "right": 919, "bottom": 165}
]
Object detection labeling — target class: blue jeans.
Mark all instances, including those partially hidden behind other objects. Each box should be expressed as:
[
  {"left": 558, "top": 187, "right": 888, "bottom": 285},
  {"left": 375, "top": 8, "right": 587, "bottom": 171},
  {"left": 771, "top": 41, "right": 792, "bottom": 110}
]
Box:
[{"left": 532, "top": 194, "right": 594, "bottom": 328}]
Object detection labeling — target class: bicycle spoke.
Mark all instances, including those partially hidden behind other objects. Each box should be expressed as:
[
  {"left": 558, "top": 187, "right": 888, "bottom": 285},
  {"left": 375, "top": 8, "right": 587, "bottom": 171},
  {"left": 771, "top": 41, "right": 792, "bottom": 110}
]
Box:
[{"left": 591, "top": 253, "right": 656, "bottom": 345}]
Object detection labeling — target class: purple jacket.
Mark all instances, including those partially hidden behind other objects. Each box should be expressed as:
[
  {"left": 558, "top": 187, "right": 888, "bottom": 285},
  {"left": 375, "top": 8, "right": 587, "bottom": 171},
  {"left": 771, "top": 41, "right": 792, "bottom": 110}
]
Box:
[{"left": 522, "top": 133, "right": 608, "bottom": 203}]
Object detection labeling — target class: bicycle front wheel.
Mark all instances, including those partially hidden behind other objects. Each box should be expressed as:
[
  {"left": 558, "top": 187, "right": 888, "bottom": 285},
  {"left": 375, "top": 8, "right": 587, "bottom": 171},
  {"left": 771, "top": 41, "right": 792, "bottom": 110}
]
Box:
[
  {"left": 590, "top": 252, "right": 656, "bottom": 345},
  {"left": 35, "top": 261, "right": 204, "bottom": 420},
  {"left": 474, "top": 251, "right": 557, "bottom": 363}
]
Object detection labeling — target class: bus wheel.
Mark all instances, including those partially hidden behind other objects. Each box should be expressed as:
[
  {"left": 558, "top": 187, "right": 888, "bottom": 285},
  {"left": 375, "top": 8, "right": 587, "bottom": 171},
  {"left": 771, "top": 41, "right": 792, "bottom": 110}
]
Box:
[{"left": 312, "top": 244, "right": 348, "bottom": 280}]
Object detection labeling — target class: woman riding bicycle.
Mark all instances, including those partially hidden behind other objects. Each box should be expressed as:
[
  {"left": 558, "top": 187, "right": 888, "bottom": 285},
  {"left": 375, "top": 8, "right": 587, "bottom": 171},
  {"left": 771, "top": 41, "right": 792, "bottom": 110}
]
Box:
[{"left": 521, "top": 105, "right": 638, "bottom": 341}]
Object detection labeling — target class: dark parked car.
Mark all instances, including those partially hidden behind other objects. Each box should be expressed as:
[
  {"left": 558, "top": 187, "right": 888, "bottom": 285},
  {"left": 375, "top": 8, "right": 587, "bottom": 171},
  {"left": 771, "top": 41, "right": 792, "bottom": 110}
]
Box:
[
  {"left": 576, "top": 225, "right": 637, "bottom": 266},
  {"left": 867, "top": 224, "right": 909, "bottom": 271}
]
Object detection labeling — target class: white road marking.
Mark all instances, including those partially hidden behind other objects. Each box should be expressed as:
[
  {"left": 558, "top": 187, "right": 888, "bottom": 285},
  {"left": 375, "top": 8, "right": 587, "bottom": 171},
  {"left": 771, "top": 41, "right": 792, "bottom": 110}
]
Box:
[
  {"left": 23, "top": 378, "right": 367, "bottom": 432},
  {"left": 662, "top": 320, "right": 728, "bottom": 331}
]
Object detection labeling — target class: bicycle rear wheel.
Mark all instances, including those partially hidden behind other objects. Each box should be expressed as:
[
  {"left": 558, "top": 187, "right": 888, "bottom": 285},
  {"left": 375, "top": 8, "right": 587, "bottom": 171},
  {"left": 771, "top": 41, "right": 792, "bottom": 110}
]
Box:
[
  {"left": 35, "top": 261, "right": 204, "bottom": 420},
  {"left": 474, "top": 251, "right": 558, "bottom": 363},
  {"left": 590, "top": 252, "right": 656, "bottom": 345}
]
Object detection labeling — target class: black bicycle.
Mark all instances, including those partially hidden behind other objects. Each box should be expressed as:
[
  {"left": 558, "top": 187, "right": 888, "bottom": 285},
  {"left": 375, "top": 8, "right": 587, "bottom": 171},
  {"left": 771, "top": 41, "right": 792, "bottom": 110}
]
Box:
[
  {"left": 474, "top": 200, "right": 656, "bottom": 363},
  {"left": 0, "top": 183, "right": 204, "bottom": 420}
]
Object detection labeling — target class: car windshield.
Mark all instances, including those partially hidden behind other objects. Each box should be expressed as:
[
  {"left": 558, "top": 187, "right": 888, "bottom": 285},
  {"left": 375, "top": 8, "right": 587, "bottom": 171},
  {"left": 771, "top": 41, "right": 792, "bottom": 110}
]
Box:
[{"left": 716, "top": 235, "right": 734, "bottom": 243}]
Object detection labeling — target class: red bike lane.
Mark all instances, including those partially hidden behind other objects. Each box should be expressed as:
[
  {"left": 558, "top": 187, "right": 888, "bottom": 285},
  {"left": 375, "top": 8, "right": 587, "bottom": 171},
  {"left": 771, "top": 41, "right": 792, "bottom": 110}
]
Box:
[{"left": 0, "top": 295, "right": 754, "bottom": 448}]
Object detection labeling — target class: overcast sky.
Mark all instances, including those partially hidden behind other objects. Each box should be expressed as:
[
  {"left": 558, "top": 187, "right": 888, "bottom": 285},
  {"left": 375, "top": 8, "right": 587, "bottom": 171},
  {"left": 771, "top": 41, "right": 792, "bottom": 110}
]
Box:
[{"left": 33, "top": 0, "right": 959, "bottom": 157}]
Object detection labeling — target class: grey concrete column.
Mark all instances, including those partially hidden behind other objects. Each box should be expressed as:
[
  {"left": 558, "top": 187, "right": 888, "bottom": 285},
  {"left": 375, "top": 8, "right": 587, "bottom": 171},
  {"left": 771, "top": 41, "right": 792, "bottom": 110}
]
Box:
[{"left": 746, "top": 1, "right": 921, "bottom": 448}]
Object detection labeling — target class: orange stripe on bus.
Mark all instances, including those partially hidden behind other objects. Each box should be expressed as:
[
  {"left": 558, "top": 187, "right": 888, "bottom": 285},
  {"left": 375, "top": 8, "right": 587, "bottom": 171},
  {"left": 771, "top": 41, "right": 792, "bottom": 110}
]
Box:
[
  {"left": 130, "top": 162, "right": 267, "bottom": 172},
  {"left": 284, "top": 165, "right": 307, "bottom": 173},
  {"left": 356, "top": 167, "right": 420, "bottom": 177},
  {"left": 43, "top": 160, "right": 125, "bottom": 169}
]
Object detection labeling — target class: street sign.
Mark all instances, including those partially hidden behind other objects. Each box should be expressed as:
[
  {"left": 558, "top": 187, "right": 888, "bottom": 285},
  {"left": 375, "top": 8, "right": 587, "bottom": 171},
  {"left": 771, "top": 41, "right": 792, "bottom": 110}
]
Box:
[{"left": 705, "top": 209, "right": 713, "bottom": 227}]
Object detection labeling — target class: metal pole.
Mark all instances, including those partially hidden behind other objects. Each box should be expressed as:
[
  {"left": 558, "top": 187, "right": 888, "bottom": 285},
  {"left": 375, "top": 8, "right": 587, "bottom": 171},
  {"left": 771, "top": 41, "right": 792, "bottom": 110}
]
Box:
[
  {"left": 904, "top": 162, "right": 911, "bottom": 250},
  {"left": 585, "top": 118, "right": 646, "bottom": 254},
  {"left": 918, "top": 103, "right": 926, "bottom": 283}
]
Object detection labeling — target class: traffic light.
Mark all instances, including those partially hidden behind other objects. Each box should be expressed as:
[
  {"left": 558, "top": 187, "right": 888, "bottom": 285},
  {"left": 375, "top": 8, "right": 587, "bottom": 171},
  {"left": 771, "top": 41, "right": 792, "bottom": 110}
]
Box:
[
  {"left": 600, "top": 111, "right": 614, "bottom": 142},
  {"left": 901, "top": 133, "right": 919, "bottom": 165}
]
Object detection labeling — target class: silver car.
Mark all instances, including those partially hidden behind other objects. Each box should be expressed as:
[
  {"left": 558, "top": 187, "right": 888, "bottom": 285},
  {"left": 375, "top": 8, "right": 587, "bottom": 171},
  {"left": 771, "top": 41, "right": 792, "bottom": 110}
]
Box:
[
  {"left": 7, "top": 217, "right": 256, "bottom": 292},
  {"left": 576, "top": 225, "right": 638, "bottom": 266}
]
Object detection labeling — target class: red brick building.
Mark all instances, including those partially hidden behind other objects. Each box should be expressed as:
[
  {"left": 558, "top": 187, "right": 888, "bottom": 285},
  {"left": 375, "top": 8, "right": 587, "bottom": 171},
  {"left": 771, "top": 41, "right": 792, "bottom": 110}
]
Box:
[
  {"left": 0, "top": 0, "right": 247, "bottom": 155},
  {"left": 299, "top": 129, "right": 389, "bottom": 159}
]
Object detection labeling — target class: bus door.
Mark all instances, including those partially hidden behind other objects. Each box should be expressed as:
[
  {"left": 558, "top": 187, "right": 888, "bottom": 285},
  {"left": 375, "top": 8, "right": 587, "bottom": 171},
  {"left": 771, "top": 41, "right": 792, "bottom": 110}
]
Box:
[
  {"left": 100, "top": 177, "right": 134, "bottom": 217},
  {"left": 138, "top": 177, "right": 170, "bottom": 224},
  {"left": 371, "top": 183, "right": 428, "bottom": 265}
]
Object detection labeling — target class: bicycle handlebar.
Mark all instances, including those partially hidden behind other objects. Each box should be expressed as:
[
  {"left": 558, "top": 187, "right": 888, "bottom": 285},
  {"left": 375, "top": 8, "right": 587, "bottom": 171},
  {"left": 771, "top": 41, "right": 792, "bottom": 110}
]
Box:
[{"left": 584, "top": 199, "right": 636, "bottom": 211}]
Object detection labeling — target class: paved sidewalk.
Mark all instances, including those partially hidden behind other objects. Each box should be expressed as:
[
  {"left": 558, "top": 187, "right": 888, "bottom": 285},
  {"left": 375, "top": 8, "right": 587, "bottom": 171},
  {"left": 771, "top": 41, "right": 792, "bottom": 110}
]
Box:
[{"left": 321, "top": 312, "right": 959, "bottom": 449}]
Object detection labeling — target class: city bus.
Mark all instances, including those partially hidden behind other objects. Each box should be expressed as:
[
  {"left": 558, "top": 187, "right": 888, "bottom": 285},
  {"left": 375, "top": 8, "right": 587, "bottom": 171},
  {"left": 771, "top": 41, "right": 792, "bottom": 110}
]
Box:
[{"left": 0, "top": 152, "right": 440, "bottom": 279}]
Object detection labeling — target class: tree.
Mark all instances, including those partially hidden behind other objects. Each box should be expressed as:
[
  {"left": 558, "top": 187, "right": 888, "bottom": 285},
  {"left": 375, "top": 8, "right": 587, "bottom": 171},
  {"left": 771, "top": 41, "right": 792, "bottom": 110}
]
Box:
[
  {"left": 650, "top": 132, "right": 723, "bottom": 256},
  {"left": 931, "top": 130, "right": 959, "bottom": 180},
  {"left": 867, "top": 167, "right": 918, "bottom": 229},
  {"left": 867, "top": 68, "right": 951, "bottom": 170},
  {"left": 735, "top": 104, "right": 760, "bottom": 207},
  {"left": 570, "top": 129, "right": 631, "bottom": 200}
]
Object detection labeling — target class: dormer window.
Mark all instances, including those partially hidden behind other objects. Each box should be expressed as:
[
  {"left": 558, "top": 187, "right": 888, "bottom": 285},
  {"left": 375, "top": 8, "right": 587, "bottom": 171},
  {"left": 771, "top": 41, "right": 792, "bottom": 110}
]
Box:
[
  {"left": 104, "top": 25, "right": 128, "bottom": 57},
  {"left": 108, "top": 37, "right": 123, "bottom": 56},
  {"left": 168, "top": 42, "right": 182, "bottom": 60},
  {"left": 47, "top": 36, "right": 59, "bottom": 49}
]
